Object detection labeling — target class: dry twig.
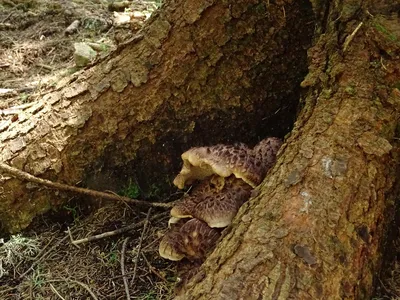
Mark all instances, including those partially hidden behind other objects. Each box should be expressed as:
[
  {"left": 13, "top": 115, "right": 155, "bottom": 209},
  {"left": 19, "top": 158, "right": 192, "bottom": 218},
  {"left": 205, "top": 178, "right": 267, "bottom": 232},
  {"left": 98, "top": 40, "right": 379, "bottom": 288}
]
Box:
[
  {"left": 0, "top": 162, "right": 174, "bottom": 208},
  {"left": 131, "top": 208, "right": 152, "bottom": 285},
  {"left": 141, "top": 253, "right": 166, "bottom": 281},
  {"left": 71, "top": 212, "right": 167, "bottom": 245},
  {"left": 121, "top": 237, "right": 131, "bottom": 300},
  {"left": 49, "top": 283, "right": 66, "bottom": 300},
  {"left": 343, "top": 22, "right": 363, "bottom": 52},
  {"left": 35, "top": 63, "right": 54, "bottom": 71},
  {"left": 56, "top": 278, "right": 99, "bottom": 300}
]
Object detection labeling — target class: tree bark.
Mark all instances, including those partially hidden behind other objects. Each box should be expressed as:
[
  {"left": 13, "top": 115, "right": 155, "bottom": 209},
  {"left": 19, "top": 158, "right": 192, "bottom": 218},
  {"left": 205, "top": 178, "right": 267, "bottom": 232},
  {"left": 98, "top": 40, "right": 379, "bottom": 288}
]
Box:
[
  {"left": 178, "top": 1, "right": 400, "bottom": 299},
  {"left": 0, "top": 0, "right": 313, "bottom": 232}
]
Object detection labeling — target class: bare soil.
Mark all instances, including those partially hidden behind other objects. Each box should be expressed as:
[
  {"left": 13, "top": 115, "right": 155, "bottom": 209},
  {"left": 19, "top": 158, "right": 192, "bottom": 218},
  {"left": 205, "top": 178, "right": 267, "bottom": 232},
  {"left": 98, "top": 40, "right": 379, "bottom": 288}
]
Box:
[{"left": 0, "top": 0, "right": 155, "bottom": 107}]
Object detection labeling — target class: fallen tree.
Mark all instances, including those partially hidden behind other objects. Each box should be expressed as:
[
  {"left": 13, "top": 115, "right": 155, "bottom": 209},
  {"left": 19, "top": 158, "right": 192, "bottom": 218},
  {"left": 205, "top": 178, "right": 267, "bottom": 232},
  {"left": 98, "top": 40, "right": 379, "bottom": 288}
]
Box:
[
  {"left": 0, "top": 0, "right": 312, "bottom": 232},
  {"left": 0, "top": 0, "right": 400, "bottom": 298}
]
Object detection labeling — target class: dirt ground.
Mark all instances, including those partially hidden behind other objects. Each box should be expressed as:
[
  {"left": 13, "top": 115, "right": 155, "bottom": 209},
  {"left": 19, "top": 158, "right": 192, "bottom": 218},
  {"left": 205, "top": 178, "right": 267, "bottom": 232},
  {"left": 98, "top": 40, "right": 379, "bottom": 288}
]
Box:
[
  {"left": 1, "top": 0, "right": 400, "bottom": 299},
  {"left": 0, "top": 0, "right": 156, "bottom": 107}
]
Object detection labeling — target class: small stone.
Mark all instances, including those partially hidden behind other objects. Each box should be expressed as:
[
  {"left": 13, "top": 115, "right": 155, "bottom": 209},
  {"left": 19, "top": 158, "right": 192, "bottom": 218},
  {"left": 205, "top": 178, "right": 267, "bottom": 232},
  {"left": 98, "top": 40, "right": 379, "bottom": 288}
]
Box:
[
  {"left": 65, "top": 20, "right": 80, "bottom": 35},
  {"left": 74, "top": 43, "right": 97, "bottom": 67}
]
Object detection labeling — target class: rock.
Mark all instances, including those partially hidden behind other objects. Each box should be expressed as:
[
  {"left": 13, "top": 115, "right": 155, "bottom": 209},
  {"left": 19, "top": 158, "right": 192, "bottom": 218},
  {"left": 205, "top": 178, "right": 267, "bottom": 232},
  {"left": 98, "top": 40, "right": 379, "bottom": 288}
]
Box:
[
  {"left": 74, "top": 43, "right": 97, "bottom": 67},
  {"left": 65, "top": 20, "right": 80, "bottom": 35},
  {"left": 113, "top": 12, "right": 131, "bottom": 27}
]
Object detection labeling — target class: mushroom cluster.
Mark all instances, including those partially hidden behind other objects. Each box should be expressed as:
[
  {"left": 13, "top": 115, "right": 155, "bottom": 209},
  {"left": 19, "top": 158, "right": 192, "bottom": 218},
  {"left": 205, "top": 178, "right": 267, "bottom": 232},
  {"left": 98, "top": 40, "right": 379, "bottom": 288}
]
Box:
[{"left": 159, "top": 137, "right": 282, "bottom": 261}]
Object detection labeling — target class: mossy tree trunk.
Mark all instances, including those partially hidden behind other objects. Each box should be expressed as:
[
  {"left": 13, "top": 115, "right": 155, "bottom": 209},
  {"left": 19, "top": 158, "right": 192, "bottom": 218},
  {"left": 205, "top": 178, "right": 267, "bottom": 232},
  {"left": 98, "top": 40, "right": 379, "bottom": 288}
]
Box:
[
  {"left": 0, "top": 0, "right": 313, "bottom": 232},
  {"left": 179, "top": 1, "right": 400, "bottom": 299}
]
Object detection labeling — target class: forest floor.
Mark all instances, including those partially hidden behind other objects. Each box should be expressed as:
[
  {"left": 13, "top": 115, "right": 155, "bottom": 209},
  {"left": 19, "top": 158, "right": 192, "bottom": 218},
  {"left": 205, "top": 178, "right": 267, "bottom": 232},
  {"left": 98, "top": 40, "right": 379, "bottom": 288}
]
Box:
[
  {"left": 0, "top": 0, "right": 400, "bottom": 299},
  {"left": 0, "top": 1, "right": 178, "bottom": 299}
]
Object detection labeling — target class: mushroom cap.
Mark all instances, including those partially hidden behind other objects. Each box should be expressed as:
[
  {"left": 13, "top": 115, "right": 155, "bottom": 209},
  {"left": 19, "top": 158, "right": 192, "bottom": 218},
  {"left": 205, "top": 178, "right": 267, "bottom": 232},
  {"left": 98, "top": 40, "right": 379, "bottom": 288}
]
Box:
[
  {"left": 194, "top": 177, "right": 251, "bottom": 227},
  {"left": 253, "top": 137, "right": 283, "bottom": 169},
  {"left": 171, "top": 175, "right": 252, "bottom": 228},
  {"left": 159, "top": 218, "right": 220, "bottom": 261},
  {"left": 159, "top": 227, "right": 186, "bottom": 261},
  {"left": 173, "top": 137, "right": 282, "bottom": 189},
  {"left": 170, "top": 175, "right": 226, "bottom": 219}
]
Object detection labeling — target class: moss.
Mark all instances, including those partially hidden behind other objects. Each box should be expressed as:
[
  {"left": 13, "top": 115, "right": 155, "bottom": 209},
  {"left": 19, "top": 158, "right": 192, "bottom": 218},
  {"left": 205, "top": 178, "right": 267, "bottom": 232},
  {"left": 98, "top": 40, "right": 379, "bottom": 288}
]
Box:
[
  {"left": 146, "top": 183, "right": 162, "bottom": 199},
  {"left": 119, "top": 176, "right": 170, "bottom": 200},
  {"left": 341, "top": 4, "right": 361, "bottom": 21},
  {"left": 143, "top": 175, "right": 173, "bottom": 200},
  {"left": 345, "top": 85, "right": 356, "bottom": 96},
  {"left": 62, "top": 204, "right": 81, "bottom": 223},
  {"left": 320, "top": 88, "right": 332, "bottom": 100},
  {"left": 373, "top": 23, "right": 398, "bottom": 42},
  {"left": 251, "top": 2, "right": 267, "bottom": 14},
  {"left": 120, "top": 178, "right": 141, "bottom": 198}
]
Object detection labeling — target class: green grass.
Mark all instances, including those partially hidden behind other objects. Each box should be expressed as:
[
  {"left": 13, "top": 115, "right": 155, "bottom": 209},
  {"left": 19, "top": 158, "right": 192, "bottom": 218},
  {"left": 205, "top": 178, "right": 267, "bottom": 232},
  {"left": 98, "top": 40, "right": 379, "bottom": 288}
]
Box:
[
  {"left": 120, "top": 178, "right": 141, "bottom": 198},
  {"left": 139, "top": 290, "right": 157, "bottom": 300},
  {"left": 63, "top": 204, "right": 80, "bottom": 223},
  {"left": 98, "top": 242, "right": 119, "bottom": 266}
]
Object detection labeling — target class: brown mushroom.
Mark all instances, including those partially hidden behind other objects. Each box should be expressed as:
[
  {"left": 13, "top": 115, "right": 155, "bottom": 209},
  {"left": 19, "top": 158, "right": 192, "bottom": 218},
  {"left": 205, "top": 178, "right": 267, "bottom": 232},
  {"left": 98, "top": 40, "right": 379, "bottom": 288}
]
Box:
[
  {"left": 160, "top": 137, "right": 282, "bottom": 261},
  {"left": 169, "top": 175, "right": 227, "bottom": 221},
  {"left": 170, "top": 175, "right": 252, "bottom": 228},
  {"left": 159, "top": 218, "right": 220, "bottom": 261},
  {"left": 173, "top": 137, "right": 282, "bottom": 189}
]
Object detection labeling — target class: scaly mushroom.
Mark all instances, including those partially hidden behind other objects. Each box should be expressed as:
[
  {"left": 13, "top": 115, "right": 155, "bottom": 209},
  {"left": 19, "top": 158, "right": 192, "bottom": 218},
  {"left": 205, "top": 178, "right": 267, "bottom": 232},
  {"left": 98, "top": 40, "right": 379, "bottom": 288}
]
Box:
[
  {"left": 173, "top": 137, "right": 282, "bottom": 189},
  {"left": 170, "top": 175, "right": 252, "bottom": 228},
  {"left": 159, "top": 137, "right": 282, "bottom": 261},
  {"left": 159, "top": 218, "right": 220, "bottom": 261}
]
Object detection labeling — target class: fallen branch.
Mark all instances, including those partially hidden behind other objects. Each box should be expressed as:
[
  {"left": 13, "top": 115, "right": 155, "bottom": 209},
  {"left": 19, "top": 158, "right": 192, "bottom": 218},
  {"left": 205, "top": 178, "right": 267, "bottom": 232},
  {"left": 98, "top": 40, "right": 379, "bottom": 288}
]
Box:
[
  {"left": 71, "top": 211, "right": 167, "bottom": 245},
  {"left": 0, "top": 162, "right": 173, "bottom": 208}
]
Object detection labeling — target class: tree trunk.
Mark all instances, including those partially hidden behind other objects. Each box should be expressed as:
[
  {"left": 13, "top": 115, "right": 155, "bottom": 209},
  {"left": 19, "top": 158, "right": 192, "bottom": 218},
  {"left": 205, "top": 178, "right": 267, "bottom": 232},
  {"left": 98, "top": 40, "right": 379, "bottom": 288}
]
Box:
[
  {"left": 0, "top": 0, "right": 313, "bottom": 232},
  {"left": 178, "top": 1, "right": 400, "bottom": 299}
]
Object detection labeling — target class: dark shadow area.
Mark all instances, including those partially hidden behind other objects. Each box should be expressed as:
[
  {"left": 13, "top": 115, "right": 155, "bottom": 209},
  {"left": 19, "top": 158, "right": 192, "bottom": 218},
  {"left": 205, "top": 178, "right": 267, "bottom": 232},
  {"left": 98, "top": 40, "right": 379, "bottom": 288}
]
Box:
[{"left": 373, "top": 157, "right": 400, "bottom": 298}]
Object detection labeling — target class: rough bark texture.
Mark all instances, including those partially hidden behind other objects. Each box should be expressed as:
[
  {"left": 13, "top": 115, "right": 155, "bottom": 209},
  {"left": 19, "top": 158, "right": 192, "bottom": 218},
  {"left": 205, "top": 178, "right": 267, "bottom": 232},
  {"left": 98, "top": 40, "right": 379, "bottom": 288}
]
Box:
[
  {"left": 179, "top": 1, "right": 400, "bottom": 299},
  {"left": 0, "top": 0, "right": 313, "bottom": 232}
]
